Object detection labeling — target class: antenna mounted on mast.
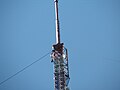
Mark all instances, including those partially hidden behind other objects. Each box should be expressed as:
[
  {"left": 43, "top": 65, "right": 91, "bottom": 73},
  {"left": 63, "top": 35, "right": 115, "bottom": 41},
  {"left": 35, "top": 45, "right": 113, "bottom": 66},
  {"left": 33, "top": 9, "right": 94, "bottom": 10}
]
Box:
[
  {"left": 53, "top": 0, "right": 63, "bottom": 54},
  {"left": 54, "top": 0, "right": 61, "bottom": 44},
  {"left": 51, "top": 0, "right": 70, "bottom": 90}
]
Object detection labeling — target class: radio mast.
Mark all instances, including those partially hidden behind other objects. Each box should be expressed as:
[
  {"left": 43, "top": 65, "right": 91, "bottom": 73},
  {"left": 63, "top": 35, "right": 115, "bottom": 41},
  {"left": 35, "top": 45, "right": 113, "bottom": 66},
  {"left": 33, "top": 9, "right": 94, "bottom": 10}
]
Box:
[{"left": 51, "top": 0, "right": 70, "bottom": 90}]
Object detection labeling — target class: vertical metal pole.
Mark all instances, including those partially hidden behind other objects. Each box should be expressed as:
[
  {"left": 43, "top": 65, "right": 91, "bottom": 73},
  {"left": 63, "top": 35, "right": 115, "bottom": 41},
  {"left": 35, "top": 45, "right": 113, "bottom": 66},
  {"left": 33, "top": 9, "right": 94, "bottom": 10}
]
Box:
[{"left": 54, "top": 0, "right": 60, "bottom": 44}]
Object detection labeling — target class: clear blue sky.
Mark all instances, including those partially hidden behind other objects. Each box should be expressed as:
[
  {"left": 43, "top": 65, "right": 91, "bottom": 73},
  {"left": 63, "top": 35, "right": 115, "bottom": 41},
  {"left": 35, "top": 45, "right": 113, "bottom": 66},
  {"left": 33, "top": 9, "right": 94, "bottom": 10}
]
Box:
[{"left": 0, "top": 0, "right": 120, "bottom": 90}]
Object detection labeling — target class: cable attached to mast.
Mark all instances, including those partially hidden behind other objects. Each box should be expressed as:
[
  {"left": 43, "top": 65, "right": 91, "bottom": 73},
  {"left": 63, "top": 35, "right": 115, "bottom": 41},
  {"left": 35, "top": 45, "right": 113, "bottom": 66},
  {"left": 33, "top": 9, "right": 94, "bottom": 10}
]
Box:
[{"left": 0, "top": 52, "right": 50, "bottom": 86}]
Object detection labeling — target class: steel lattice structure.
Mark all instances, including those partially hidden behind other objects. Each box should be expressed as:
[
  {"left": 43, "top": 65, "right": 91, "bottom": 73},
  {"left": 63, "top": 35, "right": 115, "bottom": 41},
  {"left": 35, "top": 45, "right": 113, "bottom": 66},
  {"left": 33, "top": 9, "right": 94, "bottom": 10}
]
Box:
[{"left": 51, "top": 0, "right": 70, "bottom": 90}]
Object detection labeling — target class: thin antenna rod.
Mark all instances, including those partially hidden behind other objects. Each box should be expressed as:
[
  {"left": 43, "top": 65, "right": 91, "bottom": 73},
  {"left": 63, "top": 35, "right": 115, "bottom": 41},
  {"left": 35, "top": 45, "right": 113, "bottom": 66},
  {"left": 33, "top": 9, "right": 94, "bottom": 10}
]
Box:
[{"left": 54, "top": 0, "right": 60, "bottom": 44}]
